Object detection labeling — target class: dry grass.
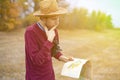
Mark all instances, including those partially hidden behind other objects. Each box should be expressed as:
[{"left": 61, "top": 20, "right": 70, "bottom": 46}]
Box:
[{"left": 0, "top": 28, "right": 120, "bottom": 80}]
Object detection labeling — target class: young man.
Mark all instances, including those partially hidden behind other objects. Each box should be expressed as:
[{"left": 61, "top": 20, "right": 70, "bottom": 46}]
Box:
[{"left": 24, "top": 0, "right": 73, "bottom": 80}]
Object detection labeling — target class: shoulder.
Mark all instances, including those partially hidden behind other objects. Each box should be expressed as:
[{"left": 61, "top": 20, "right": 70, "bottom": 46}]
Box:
[
  {"left": 25, "top": 24, "right": 35, "bottom": 32},
  {"left": 25, "top": 24, "right": 36, "bottom": 36},
  {"left": 25, "top": 23, "right": 38, "bottom": 33}
]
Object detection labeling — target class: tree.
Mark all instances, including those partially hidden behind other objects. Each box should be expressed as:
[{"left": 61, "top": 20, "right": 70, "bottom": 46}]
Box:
[
  {"left": 33, "top": 0, "right": 40, "bottom": 11},
  {"left": 0, "top": 0, "right": 21, "bottom": 31},
  {"left": 59, "top": 8, "right": 89, "bottom": 29},
  {"left": 59, "top": 8, "right": 114, "bottom": 30}
]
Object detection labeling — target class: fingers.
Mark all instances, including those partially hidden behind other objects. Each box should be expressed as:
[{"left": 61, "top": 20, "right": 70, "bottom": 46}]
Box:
[
  {"left": 45, "top": 23, "right": 58, "bottom": 32},
  {"left": 68, "top": 57, "right": 74, "bottom": 61},
  {"left": 49, "top": 25, "right": 57, "bottom": 31},
  {"left": 44, "top": 25, "right": 58, "bottom": 42},
  {"left": 44, "top": 27, "right": 49, "bottom": 37},
  {"left": 68, "top": 56, "right": 74, "bottom": 61},
  {"left": 49, "top": 24, "right": 58, "bottom": 31},
  {"left": 45, "top": 27, "right": 55, "bottom": 42},
  {"left": 45, "top": 26, "right": 56, "bottom": 33},
  {"left": 44, "top": 27, "right": 48, "bottom": 33}
]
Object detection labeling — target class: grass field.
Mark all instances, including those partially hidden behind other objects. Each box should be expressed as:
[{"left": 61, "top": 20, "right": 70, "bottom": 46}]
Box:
[{"left": 0, "top": 28, "right": 120, "bottom": 80}]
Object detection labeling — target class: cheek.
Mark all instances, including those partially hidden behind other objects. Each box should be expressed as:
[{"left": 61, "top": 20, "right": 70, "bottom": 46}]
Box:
[
  {"left": 52, "top": 20, "right": 59, "bottom": 26},
  {"left": 45, "top": 21, "right": 53, "bottom": 28},
  {"left": 47, "top": 21, "right": 54, "bottom": 27},
  {"left": 47, "top": 20, "right": 59, "bottom": 27}
]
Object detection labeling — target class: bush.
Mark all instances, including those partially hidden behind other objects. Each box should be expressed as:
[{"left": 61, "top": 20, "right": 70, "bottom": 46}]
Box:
[{"left": 23, "top": 13, "right": 39, "bottom": 27}]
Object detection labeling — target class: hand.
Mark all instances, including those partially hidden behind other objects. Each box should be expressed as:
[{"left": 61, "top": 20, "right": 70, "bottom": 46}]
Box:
[
  {"left": 68, "top": 57, "right": 74, "bottom": 61},
  {"left": 59, "top": 55, "right": 74, "bottom": 62},
  {"left": 45, "top": 26, "right": 56, "bottom": 42}
]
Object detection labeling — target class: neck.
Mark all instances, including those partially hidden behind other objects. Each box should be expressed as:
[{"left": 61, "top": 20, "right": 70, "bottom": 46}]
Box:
[{"left": 38, "top": 20, "right": 52, "bottom": 31}]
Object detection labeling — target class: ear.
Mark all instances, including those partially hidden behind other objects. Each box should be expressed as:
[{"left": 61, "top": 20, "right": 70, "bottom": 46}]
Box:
[{"left": 40, "top": 17, "right": 47, "bottom": 24}]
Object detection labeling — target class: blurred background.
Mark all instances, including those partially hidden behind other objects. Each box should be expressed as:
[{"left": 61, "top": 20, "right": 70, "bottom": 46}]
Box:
[{"left": 0, "top": 0, "right": 120, "bottom": 80}]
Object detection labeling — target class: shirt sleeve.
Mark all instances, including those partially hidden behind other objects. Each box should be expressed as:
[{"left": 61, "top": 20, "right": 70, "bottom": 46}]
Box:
[
  {"left": 54, "top": 52, "right": 63, "bottom": 59},
  {"left": 53, "top": 29, "right": 63, "bottom": 59},
  {"left": 25, "top": 30, "right": 54, "bottom": 66}
]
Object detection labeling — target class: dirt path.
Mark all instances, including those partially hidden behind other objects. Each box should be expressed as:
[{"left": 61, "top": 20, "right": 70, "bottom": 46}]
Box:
[{"left": 0, "top": 28, "right": 120, "bottom": 80}]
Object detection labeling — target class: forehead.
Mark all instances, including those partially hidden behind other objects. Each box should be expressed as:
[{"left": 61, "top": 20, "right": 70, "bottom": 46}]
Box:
[{"left": 46, "top": 15, "right": 59, "bottom": 19}]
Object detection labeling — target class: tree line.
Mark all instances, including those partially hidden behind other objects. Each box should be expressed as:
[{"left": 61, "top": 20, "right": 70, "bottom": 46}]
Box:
[
  {"left": 59, "top": 8, "right": 113, "bottom": 31},
  {"left": 0, "top": 0, "right": 113, "bottom": 31}
]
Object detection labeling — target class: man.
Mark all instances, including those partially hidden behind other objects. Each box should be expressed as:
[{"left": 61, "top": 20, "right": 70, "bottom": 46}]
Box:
[{"left": 24, "top": 0, "right": 73, "bottom": 80}]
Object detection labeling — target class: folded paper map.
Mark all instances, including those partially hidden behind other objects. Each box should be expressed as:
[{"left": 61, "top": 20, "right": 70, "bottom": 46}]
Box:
[{"left": 61, "top": 58, "right": 91, "bottom": 79}]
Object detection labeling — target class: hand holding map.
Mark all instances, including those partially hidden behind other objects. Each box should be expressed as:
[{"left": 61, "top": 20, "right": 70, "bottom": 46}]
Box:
[{"left": 61, "top": 58, "right": 92, "bottom": 80}]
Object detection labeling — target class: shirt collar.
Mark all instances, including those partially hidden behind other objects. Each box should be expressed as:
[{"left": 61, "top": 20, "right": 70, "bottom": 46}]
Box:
[{"left": 37, "top": 22, "right": 45, "bottom": 31}]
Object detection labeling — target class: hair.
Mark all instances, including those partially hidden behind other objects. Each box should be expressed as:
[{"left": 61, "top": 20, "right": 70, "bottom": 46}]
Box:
[{"left": 39, "top": 16, "right": 46, "bottom": 21}]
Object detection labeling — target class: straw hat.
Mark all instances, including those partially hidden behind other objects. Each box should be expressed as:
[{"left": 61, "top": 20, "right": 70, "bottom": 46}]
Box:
[{"left": 33, "top": 0, "right": 67, "bottom": 16}]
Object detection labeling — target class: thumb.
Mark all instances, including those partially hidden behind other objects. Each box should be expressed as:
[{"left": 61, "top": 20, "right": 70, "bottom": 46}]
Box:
[
  {"left": 50, "top": 27, "right": 56, "bottom": 31},
  {"left": 44, "top": 27, "right": 48, "bottom": 33},
  {"left": 50, "top": 25, "right": 57, "bottom": 31},
  {"left": 68, "top": 57, "right": 74, "bottom": 61}
]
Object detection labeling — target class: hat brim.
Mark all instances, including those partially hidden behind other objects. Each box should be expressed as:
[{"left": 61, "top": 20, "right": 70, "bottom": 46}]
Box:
[{"left": 33, "top": 7, "right": 67, "bottom": 16}]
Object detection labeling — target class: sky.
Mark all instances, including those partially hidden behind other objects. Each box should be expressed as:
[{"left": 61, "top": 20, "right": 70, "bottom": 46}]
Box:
[{"left": 66, "top": 0, "right": 120, "bottom": 28}]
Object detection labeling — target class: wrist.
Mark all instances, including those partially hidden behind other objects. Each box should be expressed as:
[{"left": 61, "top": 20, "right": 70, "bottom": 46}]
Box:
[{"left": 59, "top": 55, "right": 69, "bottom": 62}]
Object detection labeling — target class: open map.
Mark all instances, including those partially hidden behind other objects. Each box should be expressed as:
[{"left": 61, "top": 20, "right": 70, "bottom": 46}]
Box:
[{"left": 61, "top": 58, "right": 88, "bottom": 78}]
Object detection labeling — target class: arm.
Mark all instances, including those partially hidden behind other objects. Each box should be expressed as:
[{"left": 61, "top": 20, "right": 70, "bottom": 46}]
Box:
[
  {"left": 53, "top": 29, "right": 73, "bottom": 62},
  {"left": 52, "top": 29, "right": 63, "bottom": 59}
]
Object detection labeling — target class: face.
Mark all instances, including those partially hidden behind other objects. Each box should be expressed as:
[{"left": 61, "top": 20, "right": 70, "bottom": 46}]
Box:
[{"left": 44, "top": 16, "right": 59, "bottom": 30}]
